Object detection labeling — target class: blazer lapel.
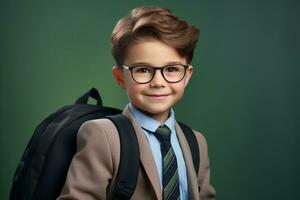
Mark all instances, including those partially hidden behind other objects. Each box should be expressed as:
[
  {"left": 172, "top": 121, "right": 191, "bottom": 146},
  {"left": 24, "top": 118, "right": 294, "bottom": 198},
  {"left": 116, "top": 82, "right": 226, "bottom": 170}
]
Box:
[
  {"left": 175, "top": 122, "right": 199, "bottom": 200},
  {"left": 122, "top": 106, "right": 162, "bottom": 200}
]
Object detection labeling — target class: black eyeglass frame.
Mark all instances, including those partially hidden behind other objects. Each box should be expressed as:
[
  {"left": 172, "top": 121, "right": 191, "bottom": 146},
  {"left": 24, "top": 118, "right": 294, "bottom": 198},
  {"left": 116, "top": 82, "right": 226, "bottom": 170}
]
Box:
[{"left": 121, "top": 64, "right": 190, "bottom": 84}]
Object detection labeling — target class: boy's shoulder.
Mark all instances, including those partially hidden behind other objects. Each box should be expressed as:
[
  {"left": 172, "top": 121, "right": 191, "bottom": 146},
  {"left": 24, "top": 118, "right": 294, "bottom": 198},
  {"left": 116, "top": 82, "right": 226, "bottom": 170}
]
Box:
[
  {"left": 77, "top": 118, "right": 119, "bottom": 141},
  {"left": 190, "top": 128, "right": 206, "bottom": 139},
  {"left": 176, "top": 121, "right": 209, "bottom": 150},
  {"left": 190, "top": 128, "right": 210, "bottom": 155},
  {"left": 175, "top": 120, "right": 205, "bottom": 136},
  {"left": 80, "top": 118, "right": 116, "bottom": 132}
]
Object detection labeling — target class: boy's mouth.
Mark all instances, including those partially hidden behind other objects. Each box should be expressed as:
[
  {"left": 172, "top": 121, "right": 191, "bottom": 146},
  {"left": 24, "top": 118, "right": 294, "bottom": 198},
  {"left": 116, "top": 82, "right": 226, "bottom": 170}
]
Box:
[
  {"left": 145, "top": 93, "right": 170, "bottom": 100},
  {"left": 145, "top": 93, "right": 170, "bottom": 96}
]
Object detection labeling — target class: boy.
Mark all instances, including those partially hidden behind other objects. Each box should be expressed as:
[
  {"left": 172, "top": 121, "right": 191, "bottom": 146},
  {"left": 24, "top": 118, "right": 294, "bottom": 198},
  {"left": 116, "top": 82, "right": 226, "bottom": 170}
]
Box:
[{"left": 58, "top": 6, "right": 216, "bottom": 200}]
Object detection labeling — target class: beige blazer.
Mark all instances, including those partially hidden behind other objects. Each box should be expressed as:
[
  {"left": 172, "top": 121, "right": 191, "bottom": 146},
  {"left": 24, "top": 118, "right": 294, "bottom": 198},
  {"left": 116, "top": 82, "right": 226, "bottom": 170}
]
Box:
[{"left": 58, "top": 106, "right": 216, "bottom": 200}]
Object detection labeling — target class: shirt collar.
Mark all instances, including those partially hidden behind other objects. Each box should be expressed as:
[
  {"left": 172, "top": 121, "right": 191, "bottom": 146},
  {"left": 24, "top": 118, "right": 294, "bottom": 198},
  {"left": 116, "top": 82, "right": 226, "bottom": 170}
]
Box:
[{"left": 128, "top": 103, "right": 175, "bottom": 133}]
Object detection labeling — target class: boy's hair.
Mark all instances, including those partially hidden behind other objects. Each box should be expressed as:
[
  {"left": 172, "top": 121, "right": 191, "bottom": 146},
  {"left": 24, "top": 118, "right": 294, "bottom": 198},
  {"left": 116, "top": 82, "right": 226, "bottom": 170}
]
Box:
[{"left": 111, "top": 6, "right": 200, "bottom": 66}]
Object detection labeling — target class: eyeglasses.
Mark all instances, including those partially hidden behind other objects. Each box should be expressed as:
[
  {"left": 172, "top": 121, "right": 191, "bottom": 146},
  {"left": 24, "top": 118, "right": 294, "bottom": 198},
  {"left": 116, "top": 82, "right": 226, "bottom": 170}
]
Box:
[{"left": 121, "top": 63, "right": 189, "bottom": 84}]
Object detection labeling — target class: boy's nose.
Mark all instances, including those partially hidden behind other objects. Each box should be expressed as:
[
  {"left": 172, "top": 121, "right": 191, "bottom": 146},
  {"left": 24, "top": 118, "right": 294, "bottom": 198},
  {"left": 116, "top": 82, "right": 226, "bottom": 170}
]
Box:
[{"left": 149, "top": 70, "right": 166, "bottom": 87}]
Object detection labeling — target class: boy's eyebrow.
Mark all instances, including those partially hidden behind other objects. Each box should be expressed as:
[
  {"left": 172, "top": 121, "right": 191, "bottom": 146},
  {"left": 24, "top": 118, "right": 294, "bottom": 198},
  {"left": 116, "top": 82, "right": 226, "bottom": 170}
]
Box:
[{"left": 130, "top": 61, "right": 184, "bottom": 66}]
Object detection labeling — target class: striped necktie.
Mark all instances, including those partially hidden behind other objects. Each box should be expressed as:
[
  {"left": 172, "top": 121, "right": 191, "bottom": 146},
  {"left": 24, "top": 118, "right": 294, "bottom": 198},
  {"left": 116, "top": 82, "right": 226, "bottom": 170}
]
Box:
[{"left": 154, "top": 124, "right": 180, "bottom": 200}]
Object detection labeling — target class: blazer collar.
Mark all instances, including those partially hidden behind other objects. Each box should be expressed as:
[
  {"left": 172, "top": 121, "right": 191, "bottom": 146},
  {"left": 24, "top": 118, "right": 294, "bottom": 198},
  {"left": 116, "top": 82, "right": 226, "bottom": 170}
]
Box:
[
  {"left": 175, "top": 122, "right": 199, "bottom": 200},
  {"left": 122, "top": 105, "right": 162, "bottom": 200}
]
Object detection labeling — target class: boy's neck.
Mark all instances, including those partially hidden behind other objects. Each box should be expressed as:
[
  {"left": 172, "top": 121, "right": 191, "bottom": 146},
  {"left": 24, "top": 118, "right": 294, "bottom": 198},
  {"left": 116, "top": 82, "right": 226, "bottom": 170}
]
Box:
[
  {"left": 146, "top": 111, "right": 170, "bottom": 124},
  {"left": 133, "top": 106, "right": 170, "bottom": 124}
]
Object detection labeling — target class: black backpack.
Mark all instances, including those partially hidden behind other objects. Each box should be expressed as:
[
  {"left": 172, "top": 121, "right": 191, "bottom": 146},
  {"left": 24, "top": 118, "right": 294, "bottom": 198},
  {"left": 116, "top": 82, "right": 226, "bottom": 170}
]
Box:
[{"left": 10, "top": 88, "right": 199, "bottom": 200}]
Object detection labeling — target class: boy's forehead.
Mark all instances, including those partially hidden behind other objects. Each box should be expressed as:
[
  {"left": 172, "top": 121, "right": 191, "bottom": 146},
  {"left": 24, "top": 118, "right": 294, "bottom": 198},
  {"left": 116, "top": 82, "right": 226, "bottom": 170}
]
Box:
[{"left": 123, "top": 39, "right": 187, "bottom": 66}]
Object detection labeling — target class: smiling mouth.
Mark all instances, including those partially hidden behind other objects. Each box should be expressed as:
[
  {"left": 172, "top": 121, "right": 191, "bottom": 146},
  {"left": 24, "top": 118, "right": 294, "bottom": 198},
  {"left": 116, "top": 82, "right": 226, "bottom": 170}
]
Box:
[
  {"left": 146, "top": 94, "right": 170, "bottom": 97},
  {"left": 145, "top": 94, "right": 170, "bottom": 100}
]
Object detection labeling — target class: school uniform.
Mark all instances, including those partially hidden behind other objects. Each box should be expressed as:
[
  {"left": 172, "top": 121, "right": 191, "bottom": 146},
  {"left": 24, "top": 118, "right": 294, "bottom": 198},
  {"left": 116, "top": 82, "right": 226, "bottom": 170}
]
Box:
[{"left": 58, "top": 104, "right": 216, "bottom": 200}]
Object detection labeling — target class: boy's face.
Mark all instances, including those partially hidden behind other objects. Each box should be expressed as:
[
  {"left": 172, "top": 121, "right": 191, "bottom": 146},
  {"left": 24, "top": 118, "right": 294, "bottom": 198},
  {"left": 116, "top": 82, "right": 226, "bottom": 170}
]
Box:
[{"left": 112, "top": 38, "right": 193, "bottom": 123}]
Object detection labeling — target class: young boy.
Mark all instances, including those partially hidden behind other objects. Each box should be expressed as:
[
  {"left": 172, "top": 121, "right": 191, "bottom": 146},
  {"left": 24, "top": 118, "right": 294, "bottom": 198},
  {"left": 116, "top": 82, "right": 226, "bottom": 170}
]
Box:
[{"left": 58, "top": 6, "right": 216, "bottom": 200}]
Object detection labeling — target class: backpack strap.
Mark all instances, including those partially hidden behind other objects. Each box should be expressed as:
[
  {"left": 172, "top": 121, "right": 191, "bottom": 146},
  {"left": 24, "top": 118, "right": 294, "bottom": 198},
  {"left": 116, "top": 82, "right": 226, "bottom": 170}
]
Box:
[
  {"left": 105, "top": 114, "right": 140, "bottom": 200},
  {"left": 178, "top": 122, "right": 200, "bottom": 175}
]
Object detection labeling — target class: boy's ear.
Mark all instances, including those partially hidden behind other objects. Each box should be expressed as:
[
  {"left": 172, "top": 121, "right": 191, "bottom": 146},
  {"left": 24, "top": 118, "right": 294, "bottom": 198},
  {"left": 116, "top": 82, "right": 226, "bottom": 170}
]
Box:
[
  {"left": 112, "top": 66, "right": 126, "bottom": 89},
  {"left": 184, "top": 65, "right": 193, "bottom": 87}
]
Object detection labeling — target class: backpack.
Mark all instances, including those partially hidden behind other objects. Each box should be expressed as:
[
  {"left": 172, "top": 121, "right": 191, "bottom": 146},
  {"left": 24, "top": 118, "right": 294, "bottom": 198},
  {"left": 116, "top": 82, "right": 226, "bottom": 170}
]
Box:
[{"left": 10, "top": 88, "right": 199, "bottom": 200}]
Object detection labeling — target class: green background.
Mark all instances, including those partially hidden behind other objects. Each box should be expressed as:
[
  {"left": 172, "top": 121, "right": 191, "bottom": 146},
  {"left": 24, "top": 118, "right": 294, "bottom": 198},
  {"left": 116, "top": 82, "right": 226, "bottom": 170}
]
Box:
[{"left": 1, "top": 0, "right": 299, "bottom": 199}]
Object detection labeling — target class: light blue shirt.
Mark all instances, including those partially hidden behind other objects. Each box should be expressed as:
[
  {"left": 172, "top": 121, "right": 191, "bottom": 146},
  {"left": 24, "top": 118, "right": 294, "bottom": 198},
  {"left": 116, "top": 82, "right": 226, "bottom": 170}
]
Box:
[{"left": 128, "top": 103, "right": 188, "bottom": 200}]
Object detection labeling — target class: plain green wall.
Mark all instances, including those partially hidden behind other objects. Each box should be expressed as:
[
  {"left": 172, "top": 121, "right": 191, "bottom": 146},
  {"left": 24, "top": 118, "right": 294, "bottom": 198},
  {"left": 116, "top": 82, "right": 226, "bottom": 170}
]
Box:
[{"left": 1, "top": 0, "right": 299, "bottom": 199}]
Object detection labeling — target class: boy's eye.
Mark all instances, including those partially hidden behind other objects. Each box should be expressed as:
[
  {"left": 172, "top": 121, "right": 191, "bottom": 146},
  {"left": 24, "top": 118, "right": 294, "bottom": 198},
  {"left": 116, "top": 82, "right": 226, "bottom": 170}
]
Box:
[
  {"left": 133, "top": 66, "right": 152, "bottom": 73},
  {"left": 164, "top": 65, "right": 180, "bottom": 72}
]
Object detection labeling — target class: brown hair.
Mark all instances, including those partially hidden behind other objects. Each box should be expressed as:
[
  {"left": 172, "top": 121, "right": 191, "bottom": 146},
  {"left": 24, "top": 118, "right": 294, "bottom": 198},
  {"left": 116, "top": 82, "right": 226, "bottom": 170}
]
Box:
[{"left": 110, "top": 6, "right": 200, "bottom": 66}]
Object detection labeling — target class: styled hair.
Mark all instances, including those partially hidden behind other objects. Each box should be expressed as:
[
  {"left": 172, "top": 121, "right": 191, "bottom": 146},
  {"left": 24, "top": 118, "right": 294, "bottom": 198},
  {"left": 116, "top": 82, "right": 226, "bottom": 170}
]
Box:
[{"left": 110, "top": 6, "right": 200, "bottom": 66}]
